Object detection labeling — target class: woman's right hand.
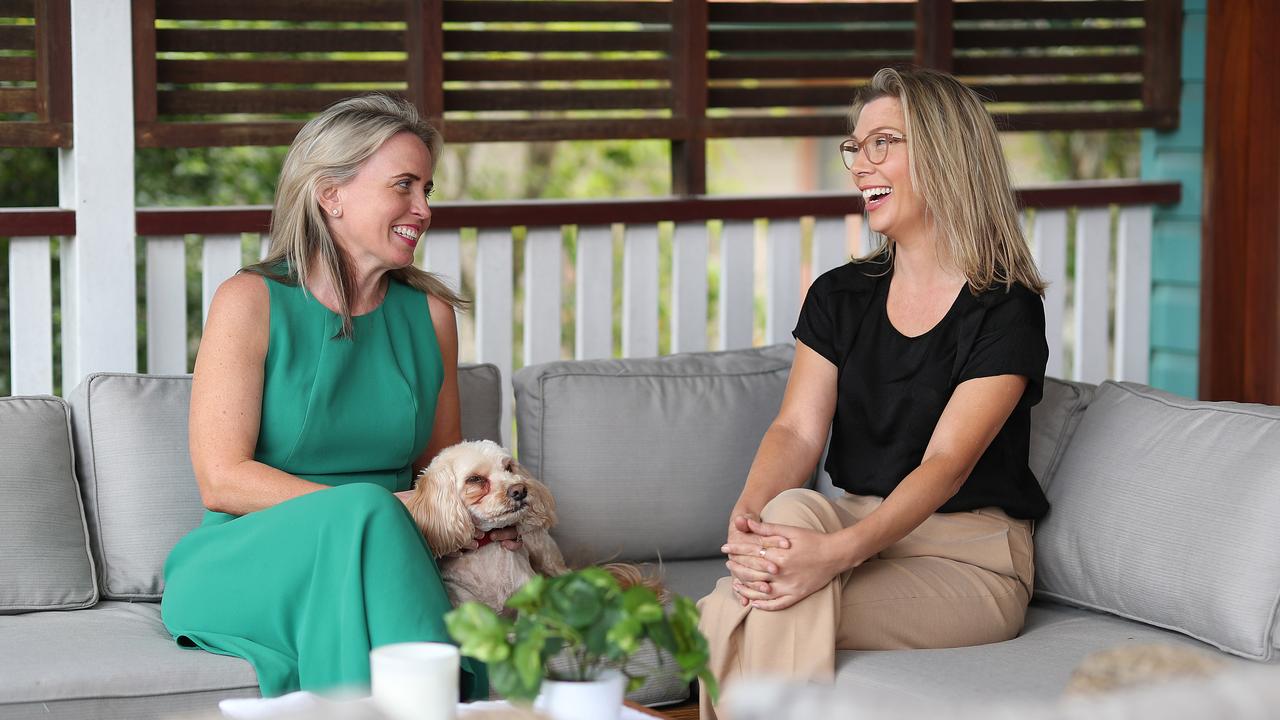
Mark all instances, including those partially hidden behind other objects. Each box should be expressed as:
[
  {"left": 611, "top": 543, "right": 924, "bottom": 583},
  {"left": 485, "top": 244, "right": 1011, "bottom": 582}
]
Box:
[{"left": 722, "top": 512, "right": 790, "bottom": 606}]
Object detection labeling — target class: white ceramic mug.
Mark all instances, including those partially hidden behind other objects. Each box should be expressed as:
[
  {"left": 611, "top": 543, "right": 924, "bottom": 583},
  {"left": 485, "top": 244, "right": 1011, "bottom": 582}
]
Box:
[{"left": 369, "top": 642, "right": 460, "bottom": 720}]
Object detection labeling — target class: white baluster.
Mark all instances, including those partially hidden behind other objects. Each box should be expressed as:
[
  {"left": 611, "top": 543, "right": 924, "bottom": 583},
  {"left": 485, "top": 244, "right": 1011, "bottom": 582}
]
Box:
[
  {"left": 622, "top": 224, "right": 659, "bottom": 358},
  {"left": 421, "top": 229, "right": 462, "bottom": 296},
  {"left": 1115, "top": 206, "right": 1153, "bottom": 384},
  {"left": 1032, "top": 210, "right": 1068, "bottom": 379},
  {"left": 202, "top": 235, "right": 243, "bottom": 328},
  {"left": 146, "top": 236, "right": 188, "bottom": 375},
  {"left": 8, "top": 237, "right": 53, "bottom": 395},
  {"left": 1073, "top": 208, "right": 1111, "bottom": 384},
  {"left": 671, "top": 221, "right": 708, "bottom": 354},
  {"left": 811, "top": 217, "right": 848, "bottom": 278},
  {"left": 766, "top": 219, "right": 802, "bottom": 345},
  {"left": 476, "top": 228, "right": 514, "bottom": 445},
  {"left": 719, "top": 220, "right": 754, "bottom": 350},
  {"left": 575, "top": 225, "right": 613, "bottom": 360},
  {"left": 523, "top": 227, "right": 562, "bottom": 367}
]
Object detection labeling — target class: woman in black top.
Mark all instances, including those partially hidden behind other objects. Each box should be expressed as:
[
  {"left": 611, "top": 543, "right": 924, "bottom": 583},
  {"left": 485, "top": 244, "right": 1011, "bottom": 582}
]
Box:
[{"left": 698, "top": 68, "right": 1050, "bottom": 719}]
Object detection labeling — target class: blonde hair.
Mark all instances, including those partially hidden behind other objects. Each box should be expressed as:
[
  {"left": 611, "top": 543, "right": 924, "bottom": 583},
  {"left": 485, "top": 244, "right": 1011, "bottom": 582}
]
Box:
[
  {"left": 249, "top": 92, "right": 465, "bottom": 337},
  {"left": 850, "top": 68, "right": 1045, "bottom": 295}
]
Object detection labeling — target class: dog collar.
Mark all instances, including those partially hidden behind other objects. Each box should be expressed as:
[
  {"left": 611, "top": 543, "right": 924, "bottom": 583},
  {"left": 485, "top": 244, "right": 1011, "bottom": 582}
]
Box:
[{"left": 474, "top": 526, "right": 515, "bottom": 550}]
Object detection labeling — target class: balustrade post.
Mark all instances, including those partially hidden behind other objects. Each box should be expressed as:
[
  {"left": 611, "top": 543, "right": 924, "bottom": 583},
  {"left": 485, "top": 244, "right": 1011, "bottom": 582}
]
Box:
[{"left": 58, "top": 0, "right": 136, "bottom": 387}]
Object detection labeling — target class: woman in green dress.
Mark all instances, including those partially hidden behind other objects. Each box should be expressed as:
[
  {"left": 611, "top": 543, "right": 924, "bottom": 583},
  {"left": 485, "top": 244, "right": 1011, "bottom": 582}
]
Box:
[{"left": 162, "top": 94, "right": 511, "bottom": 699}]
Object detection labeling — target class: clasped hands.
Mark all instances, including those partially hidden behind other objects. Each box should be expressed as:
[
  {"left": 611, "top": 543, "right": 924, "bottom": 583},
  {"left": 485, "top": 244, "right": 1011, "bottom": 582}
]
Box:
[{"left": 720, "top": 513, "right": 846, "bottom": 611}]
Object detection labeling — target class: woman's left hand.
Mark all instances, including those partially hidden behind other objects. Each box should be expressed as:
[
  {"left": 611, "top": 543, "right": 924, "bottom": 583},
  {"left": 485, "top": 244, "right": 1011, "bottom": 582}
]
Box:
[
  {"left": 723, "top": 517, "right": 851, "bottom": 612},
  {"left": 486, "top": 527, "right": 523, "bottom": 552}
]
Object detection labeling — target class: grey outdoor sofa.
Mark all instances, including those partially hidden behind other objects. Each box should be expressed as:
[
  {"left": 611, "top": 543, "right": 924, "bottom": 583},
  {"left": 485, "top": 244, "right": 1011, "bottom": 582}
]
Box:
[{"left": 4, "top": 344, "right": 1280, "bottom": 719}]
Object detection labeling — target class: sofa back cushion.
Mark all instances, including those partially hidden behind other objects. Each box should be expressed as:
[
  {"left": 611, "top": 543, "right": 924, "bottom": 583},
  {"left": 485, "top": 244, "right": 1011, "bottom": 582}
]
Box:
[
  {"left": 0, "top": 396, "right": 98, "bottom": 613},
  {"left": 67, "top": 364, "right": 503, "bottom": 601},
  {"left": 1027, "top": 377, "right": 1095, "bottom": 492},
  {"left": 1034, "top": 381, "right": 1280, "bottom": 660},
  {"left": 69, "top": 374, "right": 201, "bottom": 600},
  {"left": 513, "top": 344, "right": 794, "bottom": 565}
]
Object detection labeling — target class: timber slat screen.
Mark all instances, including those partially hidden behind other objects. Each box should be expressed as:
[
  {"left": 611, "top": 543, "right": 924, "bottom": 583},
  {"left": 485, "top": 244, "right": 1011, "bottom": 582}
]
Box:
[
  {"left": 129, "top": 0, "right": 1179, "bottom": 159},
  {"left": 0, "top": 0, "right": 70, "bottom": 147}
]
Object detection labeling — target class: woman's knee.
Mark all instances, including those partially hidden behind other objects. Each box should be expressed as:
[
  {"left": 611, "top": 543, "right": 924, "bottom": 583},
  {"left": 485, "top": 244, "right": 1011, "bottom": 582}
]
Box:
[{"left": 760, "top": 488, "right": 835, "bottom": 529}]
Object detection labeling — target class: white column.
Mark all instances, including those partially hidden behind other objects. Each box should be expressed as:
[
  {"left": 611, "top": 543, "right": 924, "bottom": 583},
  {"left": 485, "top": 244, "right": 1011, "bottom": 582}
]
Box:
[{"left": 59, "top": 0, "right": 136, "bottom": 387}]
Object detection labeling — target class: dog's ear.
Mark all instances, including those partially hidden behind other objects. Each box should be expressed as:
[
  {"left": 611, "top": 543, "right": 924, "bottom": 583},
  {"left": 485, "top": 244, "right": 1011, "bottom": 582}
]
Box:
[{"left": 407, "top": 452, "right": 474, "bottom": 558}]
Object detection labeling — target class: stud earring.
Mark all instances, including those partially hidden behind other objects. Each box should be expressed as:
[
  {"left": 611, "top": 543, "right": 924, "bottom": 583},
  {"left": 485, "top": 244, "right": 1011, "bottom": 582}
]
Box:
[{"left": 331, "top": 208, "right": 340, "bottom": 217}]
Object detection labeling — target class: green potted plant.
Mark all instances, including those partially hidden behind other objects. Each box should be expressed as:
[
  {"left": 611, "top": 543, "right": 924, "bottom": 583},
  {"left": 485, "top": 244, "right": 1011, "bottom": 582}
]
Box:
[{"left": 445, "top": 567, "right": 719, "bottom": 719}]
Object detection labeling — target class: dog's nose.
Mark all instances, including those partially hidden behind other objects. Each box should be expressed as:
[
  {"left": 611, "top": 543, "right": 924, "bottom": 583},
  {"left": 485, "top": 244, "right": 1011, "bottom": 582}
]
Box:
[{"left": 508, "top": 484, "right": 527, "bottom": 502}]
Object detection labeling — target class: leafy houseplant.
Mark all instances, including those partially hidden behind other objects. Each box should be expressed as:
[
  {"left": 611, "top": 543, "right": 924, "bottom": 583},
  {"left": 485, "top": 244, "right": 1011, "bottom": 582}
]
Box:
[{"left": 444, "top": 567, "right": 719, "bottom": 704}]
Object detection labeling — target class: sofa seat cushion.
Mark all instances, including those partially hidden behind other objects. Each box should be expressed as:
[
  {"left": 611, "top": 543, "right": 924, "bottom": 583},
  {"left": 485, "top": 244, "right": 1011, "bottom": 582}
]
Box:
[
  {"left": 661, "top": 558, "right": 729, "bottom": 605},
  {"left": 832, "top": 601, "right": 1263, "bottom": 703},
  {"left": 513, "top": 345, "right": 794, "bottom": 564},
  {"left": 1035, "top": 382, "right": 1280, "bottom": 660},
  {"left": 0, "top": 601, "right": 256, "bottom": 718},
  {"left": 0, "top": 396, "right": 97, "bottom": 613}
]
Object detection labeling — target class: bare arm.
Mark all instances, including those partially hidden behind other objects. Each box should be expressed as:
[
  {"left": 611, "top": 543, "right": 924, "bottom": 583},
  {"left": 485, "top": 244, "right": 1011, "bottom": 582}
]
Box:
[
  {"left": 719, "top": 342, "right": 837, "bottom": 598},
  {"left": 729, "top": 341, "right": 838, "bottom": 522},
  {"left": 733, "top": 373, "right": 1029, "bottom": 610},
  {"left": 412, "top": 295, "right": 463, "bottom": 477},
  {"left": 188, "top": 274, "right": 328, "bottom": 515}
]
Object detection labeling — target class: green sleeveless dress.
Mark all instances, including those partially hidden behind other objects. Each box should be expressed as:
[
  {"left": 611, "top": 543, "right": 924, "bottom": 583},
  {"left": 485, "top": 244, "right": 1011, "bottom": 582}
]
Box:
[{"left": 162, "top": 274, "right": 487, "bottom": 699}]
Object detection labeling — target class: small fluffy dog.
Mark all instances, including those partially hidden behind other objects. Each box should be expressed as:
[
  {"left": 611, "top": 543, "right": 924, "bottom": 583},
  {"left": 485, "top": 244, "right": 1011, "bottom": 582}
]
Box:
[{"left": 406, "top": 440, "right": 569, "bottom": 614}]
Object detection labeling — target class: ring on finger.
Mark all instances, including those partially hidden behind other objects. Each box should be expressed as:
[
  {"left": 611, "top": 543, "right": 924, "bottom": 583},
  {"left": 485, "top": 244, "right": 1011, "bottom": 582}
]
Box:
[{"left": 759, "top": 547, "right": 767, "bottom": 558}]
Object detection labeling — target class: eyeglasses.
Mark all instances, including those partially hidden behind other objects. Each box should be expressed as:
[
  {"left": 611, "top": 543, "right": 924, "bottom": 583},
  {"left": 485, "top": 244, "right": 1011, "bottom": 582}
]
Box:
[{"left": 839, "top": 133, "right": 906, "bottom": 169}]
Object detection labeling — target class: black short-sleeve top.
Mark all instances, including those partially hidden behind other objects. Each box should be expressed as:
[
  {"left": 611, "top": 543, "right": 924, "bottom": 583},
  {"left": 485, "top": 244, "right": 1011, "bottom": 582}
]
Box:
[{"left": 793, "top": 256, "right": 1050, "bottom": 520}]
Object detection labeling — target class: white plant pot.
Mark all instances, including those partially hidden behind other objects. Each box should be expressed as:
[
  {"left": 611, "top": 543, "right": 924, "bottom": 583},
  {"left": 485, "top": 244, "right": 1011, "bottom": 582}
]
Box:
[{"left": 533, "top": 670, "right": 625, "bottom": 720}]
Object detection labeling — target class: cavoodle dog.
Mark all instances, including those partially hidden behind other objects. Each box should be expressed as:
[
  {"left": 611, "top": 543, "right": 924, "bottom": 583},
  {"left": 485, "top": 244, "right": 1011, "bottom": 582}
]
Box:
[{"left": 406, "top": 440, "right": 570, "bottom": 614}]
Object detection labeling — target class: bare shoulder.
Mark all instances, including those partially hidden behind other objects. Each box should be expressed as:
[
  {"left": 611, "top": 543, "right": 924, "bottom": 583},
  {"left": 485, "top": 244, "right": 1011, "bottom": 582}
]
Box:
[
  {"left": 202, "top": 272, "right": 270, "bottom": 356},
  {"left": 426, "top": 293, "right": 458, "bottom": 336},
  {"left": 211, "top": 272, "right": 269, "bottom": 319}
]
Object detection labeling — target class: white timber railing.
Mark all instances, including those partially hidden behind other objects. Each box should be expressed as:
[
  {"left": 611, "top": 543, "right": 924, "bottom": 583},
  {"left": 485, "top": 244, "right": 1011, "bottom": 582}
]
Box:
[{"left": 2, "top": 181, "right": 1179, "bottom": 444}]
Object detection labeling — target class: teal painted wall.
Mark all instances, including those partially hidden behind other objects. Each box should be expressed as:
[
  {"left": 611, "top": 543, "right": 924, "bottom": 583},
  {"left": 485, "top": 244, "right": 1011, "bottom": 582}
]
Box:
[{"left": 1141, "top": 0, "right": 1205, "bottom": 398}]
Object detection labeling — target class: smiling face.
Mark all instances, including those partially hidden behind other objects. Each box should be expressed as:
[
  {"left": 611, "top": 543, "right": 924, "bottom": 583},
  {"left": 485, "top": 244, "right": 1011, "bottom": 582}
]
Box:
[
  {"left": 322, "top": 131, "right": 434, "bottom": 274},
  {"left": 849, "top": 96, "right": 927, "bottom": 243}
]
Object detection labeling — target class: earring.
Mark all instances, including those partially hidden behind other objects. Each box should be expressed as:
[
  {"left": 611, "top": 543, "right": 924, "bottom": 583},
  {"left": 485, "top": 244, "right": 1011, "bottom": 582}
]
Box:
[{"left": 331, "top": 208, "right": 341, "bottom": 217}]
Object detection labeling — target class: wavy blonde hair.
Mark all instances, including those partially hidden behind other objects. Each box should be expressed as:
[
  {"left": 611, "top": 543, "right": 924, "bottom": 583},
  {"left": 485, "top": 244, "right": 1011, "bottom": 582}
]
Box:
[
  {"left": 248, "top": 92, "right": 465, "bottom": 337},
  {"left": 850, "top": 68, "right": 1045, "bottom": 295}
]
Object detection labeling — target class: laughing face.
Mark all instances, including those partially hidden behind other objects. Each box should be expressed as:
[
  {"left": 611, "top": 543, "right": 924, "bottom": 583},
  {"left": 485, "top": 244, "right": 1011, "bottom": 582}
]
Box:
[
  {"left": 849, "top": 97, "right": 926, "bottom": 243},
  {"left": 323, "top": 131, "right": 434, "bottom": 274}
]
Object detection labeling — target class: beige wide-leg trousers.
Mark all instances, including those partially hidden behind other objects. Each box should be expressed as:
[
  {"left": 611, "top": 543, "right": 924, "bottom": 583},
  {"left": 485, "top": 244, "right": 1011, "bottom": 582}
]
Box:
[{"left": 698, "top": 488, "right": 1035, "bottom": 720}]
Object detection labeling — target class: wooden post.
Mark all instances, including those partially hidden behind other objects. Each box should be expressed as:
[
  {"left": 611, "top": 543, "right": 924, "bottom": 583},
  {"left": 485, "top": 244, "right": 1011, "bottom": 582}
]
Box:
[
  {"left": 914, "top": 0, "right": 954, "bottom": 72},
  {"left": 1200, "top": 0, "right": 1280, "bottom": 403},
  {"left": 59, "top": 0, "right": 137, "bottom": 387},
  {"left": 670, "top": 0, "right": 707, "bottom": 196},
  {"left": 34, "top": 0, "right": 72, "bottom": 141},
  {"left": 132, "top": 0, "right": 157, "bottom": 127},
  {"left": 407, "top": 0, "right": 446, "bottom": 129},
  {"left": 1143, "top": 0, "right": 1182, "bottom": 130}
]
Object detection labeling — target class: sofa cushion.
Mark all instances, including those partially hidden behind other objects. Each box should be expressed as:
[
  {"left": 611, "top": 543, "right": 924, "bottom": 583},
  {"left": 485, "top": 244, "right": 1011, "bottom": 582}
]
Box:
[
  {"left": 1035, "top": 382, "right": 1280, "bottom": 660},
  {"left": 69, "top": 374, "right": 202, "bottom": 601},
  {"left": 458, "top": 362, "right": 503, "bottom": 444},
  {"left": 0, "top": 601, "right": 257, "bottom": 719},
  {"left": 67, "top": 365, "right": 505, "bottom": 601},
  {"left": 1028, "top": 377, "right": 1095, "bottom": 492},
  {"left": 0, "top": 396, "right": 98, "bottom": 613},
  {"left": 514, "top": 344, "right": 794, "bottom": 564},
  {"left": 827, "top": 601, "right": 1259, "bottom": 704}
]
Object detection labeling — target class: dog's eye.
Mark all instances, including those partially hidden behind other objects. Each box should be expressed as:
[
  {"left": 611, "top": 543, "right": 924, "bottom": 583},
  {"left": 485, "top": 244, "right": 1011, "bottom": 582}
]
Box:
[
  {"left": 465, "top": 475, "right": 485, "bottom": 485},
  {"left": 504, "top": 461, "right": 514, "bottom": 473}
]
